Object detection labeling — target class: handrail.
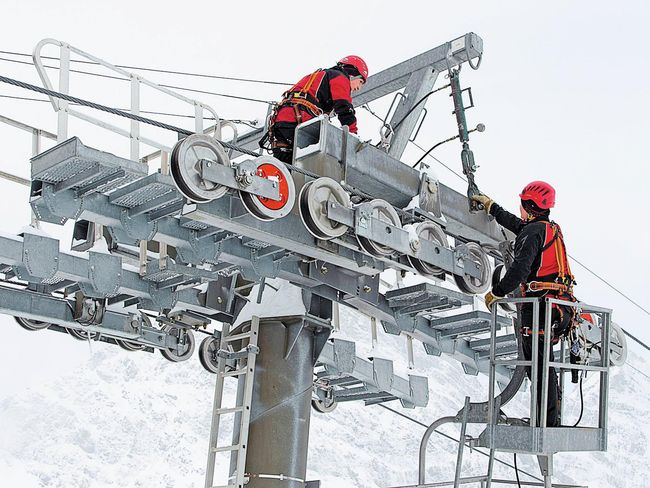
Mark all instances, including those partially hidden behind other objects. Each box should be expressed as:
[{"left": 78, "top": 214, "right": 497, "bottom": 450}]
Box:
[
  {"left": 489, "top": 296, "right": 612, "bottom": 431},
  {"left": 32, "top": 38, "right": 222, "bottom": 159}
]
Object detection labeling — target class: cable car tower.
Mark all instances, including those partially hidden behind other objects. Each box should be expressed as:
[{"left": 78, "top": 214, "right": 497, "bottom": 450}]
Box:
[{"left": 0, "top": 33, "right": 625, "bottom": 488}]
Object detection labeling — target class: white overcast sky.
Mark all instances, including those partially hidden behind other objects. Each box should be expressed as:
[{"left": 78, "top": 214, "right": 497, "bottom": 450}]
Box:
[{"left": 0, "top": 0, "right": 648, "bottom": 395}]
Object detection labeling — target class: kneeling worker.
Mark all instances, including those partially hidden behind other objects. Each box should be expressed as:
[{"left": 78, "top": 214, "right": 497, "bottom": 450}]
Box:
[
  {"left": 473, "top": 181, "right": 576, "bottom": 427},
  {"left": 260, "top": 56, "right": 368, "bottom": 164}
]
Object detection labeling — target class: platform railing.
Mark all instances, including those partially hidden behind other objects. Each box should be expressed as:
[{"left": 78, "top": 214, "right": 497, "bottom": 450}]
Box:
[
  {"left": 390, "top": 478, "right": 587, "bottom": 487},
  {"left": 488, "top": 296, "right": 612, "bottom": 437},
  {"left": 32, "top": 38, "right": 222, "bottom": 160}
]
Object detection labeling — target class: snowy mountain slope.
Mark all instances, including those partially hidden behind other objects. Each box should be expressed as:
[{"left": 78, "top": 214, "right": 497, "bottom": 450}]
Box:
[{"left": 0, "top": 302, "right": 648, "bottom": 488}]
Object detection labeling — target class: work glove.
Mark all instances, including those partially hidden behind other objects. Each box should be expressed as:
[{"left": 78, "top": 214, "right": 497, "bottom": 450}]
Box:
[
  {"left": 471, "top": 194, "right": 494, "bottom": 213},
  {"left": 484, "top": 290, "right": 503, "bottom": 312}
]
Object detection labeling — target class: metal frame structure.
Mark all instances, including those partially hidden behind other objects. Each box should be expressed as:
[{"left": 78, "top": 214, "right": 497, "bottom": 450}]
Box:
[
  {"left": 479, "top": 297, "right": 612, "bottom": 488},
  {"left": 416, "top": 297, "right": 612, "bottom": 488},
  {"left": 0, "top": 32, "right": 619, "bottom": 488},
  {"left": 33, "top": 38, "right": 222, "bottom": 154}
]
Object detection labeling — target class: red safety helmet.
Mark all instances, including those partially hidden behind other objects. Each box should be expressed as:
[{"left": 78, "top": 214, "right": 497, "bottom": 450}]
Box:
[
  {"left": 338, "top": 55, "right": 369, "bottom": 82},
  {"left": 519, "top": 181, "right": 556, "bottom": 209}
]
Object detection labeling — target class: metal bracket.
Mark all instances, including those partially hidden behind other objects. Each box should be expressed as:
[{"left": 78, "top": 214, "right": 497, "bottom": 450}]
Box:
[
  {"left": 217, "top": 344, "right": 259, "bottom": 360},
  {"left": 20, "top": 232, "right": 59, "bottom": 281},
  {"left": 199, "top": 158, "right": 280, "bottom": 200},
  {"left": 418, "top": 174, "right": 442, "bottom": 217}
]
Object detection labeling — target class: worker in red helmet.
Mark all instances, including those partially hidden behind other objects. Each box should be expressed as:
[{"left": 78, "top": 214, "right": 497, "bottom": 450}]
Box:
[
  {"left": 472, "top": 181, "right": 576, "bottom": 427},
  {"left": 260, "top": 55, "right": 369, "bottom": 164}
]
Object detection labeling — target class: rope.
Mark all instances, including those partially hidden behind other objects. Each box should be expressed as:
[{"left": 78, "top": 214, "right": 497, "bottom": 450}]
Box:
[
  {"left": 0, "top": 55, "right": 276, "bottom": 104},
  {"left": 0, "top": 49, "right": 293, "bottom": 86},
  {"left": 0, "top": 92, "right": 261, "bottom": 126},
  {"left": 0, "top": 74, "right": 259, "bottom": 156}
]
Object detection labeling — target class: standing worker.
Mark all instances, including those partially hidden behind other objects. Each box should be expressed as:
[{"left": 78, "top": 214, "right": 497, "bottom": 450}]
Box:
[
  {"left": 473, "top": 181, "right": 576, "bottom": 427},
  {"left": 260, "top": 56, "right": 368, "bottom": 164}
]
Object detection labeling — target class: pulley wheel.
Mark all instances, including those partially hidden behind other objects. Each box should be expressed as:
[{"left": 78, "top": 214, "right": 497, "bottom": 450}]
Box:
[
  {"left": 160, "top": 325, "right": 196, "bottom": 362},
  {"left": 116, "top": 339, "right": 146, "bottom": 352},
  {"left": 66, "top": 327, "right": 97, "bottom": 341},
  {"left": 407, "top": 221, "right": 449, "bottom": 277},
  {"left": 491, "top": 264, "right": 516, "bottom": 312},
  {"left": 453, "top": 242, "right": 492, "bottom": 294},
  {"left": 299, "top": 177, "right": 352, "bottom": 239},
  {"left": 14, "top": 316, "right": 51, "bottom": 331},
  {"left": 198, "top": 335, "right": 221, "bottom": 374},
  {"left": 170, "top": 134, "right": 230, "bottom": 203},
  {"left": 356, "top": 199, "right": 402, "bottom": 257},
  {"left": 608, "top": 322, "right": 627, "bottom": 367},
  {"left": 240, "top": 156, "right": 295, "bottom": 221},
  {"left": 311, "top": 397, "right": 338, "bottom": 414}
]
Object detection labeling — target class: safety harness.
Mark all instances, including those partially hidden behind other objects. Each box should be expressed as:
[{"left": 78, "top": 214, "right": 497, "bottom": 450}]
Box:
[
  {"left": 520, "top": 221, "right": 577, "bottom": 339},
  {"left": 260, "top": 70, "right": 325, "bottom": 151}
]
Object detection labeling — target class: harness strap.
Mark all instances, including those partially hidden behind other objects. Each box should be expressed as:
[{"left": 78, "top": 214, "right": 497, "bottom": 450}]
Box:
[
  {"left": 527, "top": 281, "right": 570, "bottom": 293},
  {"left": 262, "top": 70, "right": 324, "bottom": 151}
]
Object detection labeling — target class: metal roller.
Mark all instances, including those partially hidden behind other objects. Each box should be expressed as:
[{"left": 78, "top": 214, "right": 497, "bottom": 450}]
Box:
[
  {"left": 240, "top": 156, "right": 295, "bottom": 221},
  {"left": 452, "top": 242, "right": 491, "bottom": 294},
  {"left": 581, "top": 316, "right": 628, "bottom": 367},
  {"left": 170, "top": 134, "right": 231, "bottom": 203},
  {"left": 407, "top": 221, "right": 449, "bottom": 277},
  {"left": 198, "top": 335, "right": 220, "bottom": 374},
  {"left": 116, "top": 339, "right": 146, "bottom": 351},
  {"left": 609, "top": 322, "right": 628, "bottom": 366},
  {"left": 160, "top": 325, "right": 196, "bottom": 362},
  {"left": 356, "top": 199, "right": 402, "bottom": 257},
  {"left": 311, "top": 397, "right": 338, "bottom": 413},
  {"left": 66, "top": 327, "right": 97, "bottom": 341},
  {"left": 299, "top": 177, "right": 352, "bottom": 239},
  {"left": 14, "top": 316, "right": 51, "bottom": 331}
]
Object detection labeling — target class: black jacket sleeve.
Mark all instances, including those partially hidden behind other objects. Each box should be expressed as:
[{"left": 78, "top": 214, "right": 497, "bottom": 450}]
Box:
[
  {"left": 489, "top": 203, "right": 525, "bottom": 235},
  {"left": 492, "top": 222, "right": 544, "bottom": 296}
]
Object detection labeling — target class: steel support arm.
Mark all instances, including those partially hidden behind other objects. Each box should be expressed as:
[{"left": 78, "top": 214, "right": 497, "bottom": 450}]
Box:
[
  {"left": 230, "top": 33, "right": 483, "bottom": 159},
  {"left": 351, "top": 33, "right": 483, "bottom": 107},
  {"left": 0, "top": 233, "right": 209, "bottom": 313},
  {"left": 0, "top": 285, "right": 172, "bottom": 346},
  {"left": 386, "top": 67, "right": 439, "bottom": 160}
]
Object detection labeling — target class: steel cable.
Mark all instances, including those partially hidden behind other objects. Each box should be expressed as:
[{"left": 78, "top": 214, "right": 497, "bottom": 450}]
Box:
[
  {"left": 0, "top": 49, "right": 292, "bottom": 86},
  {"left": 0, "top": 74, "right": 259, "bottom": 156},
  {"left": 2, "top": 73, "right": 648, "bottom": 351},
  {"left": 0, "top": 56, "right": 276, "bottom": 105}
]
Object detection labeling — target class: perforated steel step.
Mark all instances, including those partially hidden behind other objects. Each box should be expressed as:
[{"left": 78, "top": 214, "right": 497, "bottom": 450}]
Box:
[
  {"left": 385, "top": 283, "right": 470, "bottom": 316},
  {"left": 470, "top": 334, "right": 518, "bottom": 358},
  {"left": 315, "top": 338, "right": 429, "bottom": 408},
  {"left": 430, "top": 311, "right": 511, "bottom": 339},
  {"left": 109, "top": 173, "right": 182, "bottom": 216},
  {"left": 31, "top": 137, "right": 146, "bottom": 194}
]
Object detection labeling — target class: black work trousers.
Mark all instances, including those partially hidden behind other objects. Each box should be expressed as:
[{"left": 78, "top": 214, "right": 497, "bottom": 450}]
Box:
[
  {"left": 270, "top": 123, "right": 297, "bottom": 165},
  {"left": 521, "top": 302, "right": 560, "bottom": 427}
]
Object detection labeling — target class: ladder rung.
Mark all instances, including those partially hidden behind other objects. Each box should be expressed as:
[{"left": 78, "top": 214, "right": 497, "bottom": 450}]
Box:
[
  {"left": 216, "top": 406, "right": 245, "bottom": 414},
  {"left": 222, "top": 368, "right": 248, "bottom": 378},
  {"left": 212, "top": 444, "right": 240, "bottom": 453},
  {"left": 223, "top": 331, "right": 252, "bottom": 343}
]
